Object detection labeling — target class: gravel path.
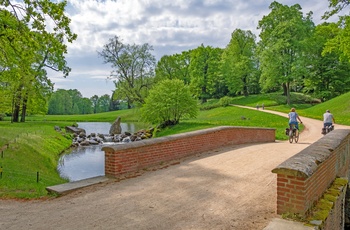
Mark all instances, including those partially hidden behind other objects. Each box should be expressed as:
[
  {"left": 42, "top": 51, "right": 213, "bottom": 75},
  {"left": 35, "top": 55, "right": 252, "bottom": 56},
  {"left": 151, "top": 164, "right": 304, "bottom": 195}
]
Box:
[{"left": 1, "top": 108, "right": 349, "bottom": 230}]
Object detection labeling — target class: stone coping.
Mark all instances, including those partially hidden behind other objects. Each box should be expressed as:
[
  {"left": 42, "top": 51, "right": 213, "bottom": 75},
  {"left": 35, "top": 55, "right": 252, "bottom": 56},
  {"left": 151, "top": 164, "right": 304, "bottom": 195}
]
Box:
[
  {"left": 102, "top": 125, "right": 275, "bottom": 152},
  {"left": 272, "top": 129, "right": 350, "bottom": 178}
]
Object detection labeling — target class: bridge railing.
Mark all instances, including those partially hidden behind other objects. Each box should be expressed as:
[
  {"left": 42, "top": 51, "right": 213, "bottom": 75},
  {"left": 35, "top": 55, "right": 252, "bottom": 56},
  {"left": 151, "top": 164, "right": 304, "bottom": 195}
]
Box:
[
  {"left": 272, "top": 129, "right": 350, "bottom": 228},
  {"left": 102, "top": 126, "right": 275, "bottom": 178}
]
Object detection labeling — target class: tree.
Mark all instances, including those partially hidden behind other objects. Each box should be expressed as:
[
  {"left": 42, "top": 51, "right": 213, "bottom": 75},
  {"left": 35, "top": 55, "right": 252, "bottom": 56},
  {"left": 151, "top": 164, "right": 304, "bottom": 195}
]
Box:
[
  {"left": 97, "top": 94, "right": 111, "bottom": 113},
  {"left": 221, "top": 29, "right": 258, "bottom": 97},
  {"left": 140, "top": 79, "right": 198, "bottom": 127},
  {"left": 0, "top": 1, "right": 77, "bottom": 121},
  {"left": 303, "top": 22, "right": 350, "bottom": 100},
  {"left": 257, "top": 1, "right": 314, "bottom": 105},
  {"left": 48, "top": 89, "right": 95, "bottom": 115},
  {"left": 98, "top": 36, "right": 156, "bottom": 106},
  {"left": 90, "top": 95, "right": 99, "bottom": 114},
  {"left": 155, "top": 51, "right": 191, "bottom": 84},
  {"left": 189, "top": 45, "right": 224, "bottom": 103},
  {"left": 48, "top": 89, "right": 72, "bottom": 115},
  {"left": 323, "top": 0, "right": 350, "bottom": 61}
]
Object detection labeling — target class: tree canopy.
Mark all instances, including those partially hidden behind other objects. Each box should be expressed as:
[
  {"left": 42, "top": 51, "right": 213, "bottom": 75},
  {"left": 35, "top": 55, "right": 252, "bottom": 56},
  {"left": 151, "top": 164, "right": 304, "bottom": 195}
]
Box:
[
  {"left": 140, "top": 79, "right": 199, "bottom": 127},
  {"left": 257, "top": 1, "right": 314, "bottom": 105},
  {"left": 0, "top": 0, "right": 77, "bottom": 121},
  {"left": 98, "top": 36, "right": 156, "bottom": 107}
]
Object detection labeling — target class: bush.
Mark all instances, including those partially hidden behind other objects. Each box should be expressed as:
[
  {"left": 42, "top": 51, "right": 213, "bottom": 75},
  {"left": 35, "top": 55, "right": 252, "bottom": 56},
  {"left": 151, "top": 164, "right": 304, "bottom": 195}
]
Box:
[
  {"left": 219, "top": 96, "right": 232, "bottom": 107},
  {"left": 141, "top": 79, "right": 199, "bottom": 126},
  {"left": 0, "top": 113, "right": 5, "bottom": 121}
]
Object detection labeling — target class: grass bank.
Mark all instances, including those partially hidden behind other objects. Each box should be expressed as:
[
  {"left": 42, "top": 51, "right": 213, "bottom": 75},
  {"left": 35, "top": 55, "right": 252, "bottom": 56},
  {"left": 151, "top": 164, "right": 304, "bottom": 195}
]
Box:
[{"left": 0, "top": 121, "right": 72, "bottom": 199}]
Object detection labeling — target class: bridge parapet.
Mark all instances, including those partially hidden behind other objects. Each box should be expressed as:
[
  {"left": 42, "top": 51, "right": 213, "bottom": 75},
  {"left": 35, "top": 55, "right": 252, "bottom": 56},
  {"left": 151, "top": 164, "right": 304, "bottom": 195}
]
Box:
[
  {"left": 102, "top": 126, "right": 275, "bottom": 178},
  {"left": 272, "top": 129, "right": 350, "bottom": 229}
]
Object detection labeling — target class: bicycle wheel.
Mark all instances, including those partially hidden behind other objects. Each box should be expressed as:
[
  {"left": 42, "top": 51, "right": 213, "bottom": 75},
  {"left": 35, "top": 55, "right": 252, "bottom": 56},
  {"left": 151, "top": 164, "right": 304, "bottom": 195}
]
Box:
[
  {"left": 294, "top": 129, "right": 299, "bottom": 143},
  {"left": 289, "top": 130, "right": 294, "bottom": 143}
]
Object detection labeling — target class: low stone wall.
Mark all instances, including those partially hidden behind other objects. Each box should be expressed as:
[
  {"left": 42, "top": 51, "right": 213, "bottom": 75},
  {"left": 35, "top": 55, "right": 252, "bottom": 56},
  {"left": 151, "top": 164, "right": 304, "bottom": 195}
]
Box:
[
  {"left": 272, "top": 129, "right": 350, "bottom": 228},
  {"left": 102, "top": 126, "right": 275, "bottom": 178}
]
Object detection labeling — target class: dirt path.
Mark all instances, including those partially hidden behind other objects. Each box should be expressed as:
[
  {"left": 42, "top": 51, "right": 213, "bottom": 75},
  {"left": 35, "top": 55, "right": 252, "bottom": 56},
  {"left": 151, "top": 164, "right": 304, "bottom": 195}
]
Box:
[{"left": 0, "top": 108, "right": 349, "bottom": 230}]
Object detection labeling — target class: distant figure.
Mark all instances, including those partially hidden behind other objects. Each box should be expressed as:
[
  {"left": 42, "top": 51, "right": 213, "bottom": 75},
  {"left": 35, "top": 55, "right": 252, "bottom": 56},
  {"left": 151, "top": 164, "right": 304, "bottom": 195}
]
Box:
[
  {"left": 323, "top": 110, "right": 335, "bottom": 128},
  {"left": 262, "top": 103, "right": 264, "bottom": 110},
  {"left": 288, "top": 108, "right": 303, "bottom": 130},
  {"left": 256, "top": 104, "right": 259, "bottom": 110}
]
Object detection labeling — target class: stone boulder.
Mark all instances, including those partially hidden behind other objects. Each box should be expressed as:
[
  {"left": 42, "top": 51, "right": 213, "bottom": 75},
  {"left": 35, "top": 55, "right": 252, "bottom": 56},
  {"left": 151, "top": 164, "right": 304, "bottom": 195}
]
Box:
[
  {"left": 109, "top": 117, "right": 122, "bottom": 135},
  {"left": 65, "top": 126, "right": 86, "bottom": 135}
]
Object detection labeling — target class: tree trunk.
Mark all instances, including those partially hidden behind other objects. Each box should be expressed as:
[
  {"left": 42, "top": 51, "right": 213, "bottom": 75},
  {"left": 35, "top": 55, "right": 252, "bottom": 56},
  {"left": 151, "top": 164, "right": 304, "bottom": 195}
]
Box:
[
  {"left": 243, "top": 76, "right": 248, "bottom": 97},
  {"left": 12, "top": 92, "right": 22, "bottom": 122},
  {"left": 20, "top": 94, "right": 28, "bottom": 122},
  {"left": 12, "top": 103, "right": 20, "bottom": 122},
  {"left": 282, "top": 83, "right": 288, "bottom": 96},
  {"left": 286, "top": 82, "right": 291, "bottom": 105}
]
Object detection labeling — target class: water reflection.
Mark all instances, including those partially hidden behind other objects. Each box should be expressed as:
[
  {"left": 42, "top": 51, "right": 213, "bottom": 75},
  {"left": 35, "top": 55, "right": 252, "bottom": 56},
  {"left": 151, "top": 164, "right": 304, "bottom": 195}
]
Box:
[
  {"left": 58, "top": 145, "right": 105, "bottom": 181},
  {"left": 58, "top": 122, "right": 144, "bottom": 182}
]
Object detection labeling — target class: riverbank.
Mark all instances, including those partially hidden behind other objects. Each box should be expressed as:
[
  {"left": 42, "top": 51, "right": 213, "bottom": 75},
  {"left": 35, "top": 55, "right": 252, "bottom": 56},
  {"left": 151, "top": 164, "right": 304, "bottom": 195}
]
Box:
[{"left": 0, "top": 121, "right": 72, "bottom": 199}]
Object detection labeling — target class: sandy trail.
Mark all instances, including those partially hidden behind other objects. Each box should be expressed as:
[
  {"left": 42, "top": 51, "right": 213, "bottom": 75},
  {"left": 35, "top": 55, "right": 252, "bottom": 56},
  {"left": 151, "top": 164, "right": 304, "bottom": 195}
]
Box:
[{"left": 0, "top": 107, "right": 349, "bottom": 230}]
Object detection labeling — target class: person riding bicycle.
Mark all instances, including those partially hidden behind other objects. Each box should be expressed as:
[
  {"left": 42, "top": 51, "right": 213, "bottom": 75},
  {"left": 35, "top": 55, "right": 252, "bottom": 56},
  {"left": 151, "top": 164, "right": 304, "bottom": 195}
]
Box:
[
  {"left": 323, "top": 109, "right": 335, "bottom": 130},
  {"left": 288, "top": 108, "right": 303, "bottom": 130}
]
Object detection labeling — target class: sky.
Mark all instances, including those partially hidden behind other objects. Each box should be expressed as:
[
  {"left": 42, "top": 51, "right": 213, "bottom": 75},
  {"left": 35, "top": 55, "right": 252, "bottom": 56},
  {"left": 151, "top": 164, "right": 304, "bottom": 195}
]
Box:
[{"left": 48, "top": 0, "right": 338, "bottom": 98}]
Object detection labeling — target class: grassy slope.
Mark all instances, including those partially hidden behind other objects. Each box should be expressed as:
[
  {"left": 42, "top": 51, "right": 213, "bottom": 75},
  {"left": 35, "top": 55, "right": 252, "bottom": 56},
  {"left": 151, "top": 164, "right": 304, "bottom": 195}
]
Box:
[
  {"left": 157, "top": 106, "right": 289, "bottom": 140},
  {"left": 300, "top": 91, "right": 350, "bottom": 125},
  {"left": 0, "top": 122, "right": 72, "bottom": 199}
]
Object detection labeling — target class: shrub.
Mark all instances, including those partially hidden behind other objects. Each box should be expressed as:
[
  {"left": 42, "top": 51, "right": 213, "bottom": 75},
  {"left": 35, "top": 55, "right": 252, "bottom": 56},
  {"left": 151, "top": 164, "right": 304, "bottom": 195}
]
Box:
[{"left": 141, "top": 79, "right": 199, "bottom": 126}]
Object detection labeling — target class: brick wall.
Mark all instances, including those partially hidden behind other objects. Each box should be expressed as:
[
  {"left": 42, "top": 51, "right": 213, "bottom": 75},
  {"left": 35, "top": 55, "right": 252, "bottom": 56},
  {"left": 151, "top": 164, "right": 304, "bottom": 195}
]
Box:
[
  {"left": 102, "top": 126, "right": 275, "bottom": 178},
  {"left": 272, "top": 129, "right": 350, "bottom": 224}
]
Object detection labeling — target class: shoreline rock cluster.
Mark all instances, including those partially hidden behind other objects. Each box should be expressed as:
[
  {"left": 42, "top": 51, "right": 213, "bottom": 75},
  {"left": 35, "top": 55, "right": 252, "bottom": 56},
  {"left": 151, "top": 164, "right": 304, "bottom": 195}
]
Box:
[{"left": 63, "top": 126, "right": 154, "bottom": 147}]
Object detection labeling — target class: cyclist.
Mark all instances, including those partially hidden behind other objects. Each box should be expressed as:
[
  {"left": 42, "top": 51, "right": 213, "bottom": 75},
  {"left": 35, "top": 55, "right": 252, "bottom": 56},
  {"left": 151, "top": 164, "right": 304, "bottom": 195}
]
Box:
[
  {"left": 288, "top": 108, "right": 303, "bottom": 130},
  {"left": 323, "top": 110, "right": 335, "bottom": 127},
  {"left": 323, "top": 110, "right": 335, "bottom": 133}
]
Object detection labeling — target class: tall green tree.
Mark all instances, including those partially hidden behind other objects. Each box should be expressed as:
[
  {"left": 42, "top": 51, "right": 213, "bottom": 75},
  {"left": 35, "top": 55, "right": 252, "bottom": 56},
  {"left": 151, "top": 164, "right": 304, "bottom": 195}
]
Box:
[
  {"left": 90, "top": 95, "right": 99, "bottom": 114},
  {"left": 323, "top": 0, "right": 350, "bottom": 61},
  {"left": 257, "top": 1, "right": 314, "bottom": 105},
  {"left": 98, "top": 36, "right": 156, "bottom": 106},
  {"left": 97, "top": 94, "right": 111, "bottom": 113},
  {"left": 303, "top": 22, "right": 350, "bottom": 100},
  {"left": 189, "top": 45, "right": 224, "bottom": 103},
  {"left": 155, "top": 51, "right": 191, "bottom": 84},
  {"left": 48, "top": 89, "right": 72, "bottom": 115},
  {"left": 0, "top": 1, "right": 77, "bottom": 121},
  {"left": 221, "top": 29, "right": 258, "bottom": 97}
]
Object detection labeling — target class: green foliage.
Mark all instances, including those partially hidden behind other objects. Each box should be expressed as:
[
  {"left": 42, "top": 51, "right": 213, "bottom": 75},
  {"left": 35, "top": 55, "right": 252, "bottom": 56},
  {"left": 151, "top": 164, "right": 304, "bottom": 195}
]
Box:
[
  {"left": 141, "top": 79, "right": 199, "bottom": 126},
  {"left": 323, "top": 1, "right": 350, "bottom": 61},
  {"left": 221, "top": 29, "right": 259, "bottom": 96},
  {"left": 189, "top": 45, "right": 225, "bottom": 103},
  {"left": 219, "top": 96, "right": 231, "bottom": 107},
  {"left": 155, "top": 51, "right": 191, "bottom": 84},
  {"left": 303, "top": 23, "right": 350, "bottom": 100},
  {"left": 48, "top": 89, "right": 114, "bottom": 115},
  {"left": 257, "top": 2, "right": 314, "bottom": 105},
  {"left": 0, "top": 1, "right": 77, "bottom": 122}
]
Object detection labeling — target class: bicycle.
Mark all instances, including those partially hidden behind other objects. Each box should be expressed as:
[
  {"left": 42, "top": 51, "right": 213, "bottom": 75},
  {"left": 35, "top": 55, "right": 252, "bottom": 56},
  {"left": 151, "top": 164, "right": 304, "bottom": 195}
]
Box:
[
  {"left": 322, "top": 125, "right": 334, "bottom": 135},
  {"left": 286, "top": 124, "right": 299, "bottom": 143}
]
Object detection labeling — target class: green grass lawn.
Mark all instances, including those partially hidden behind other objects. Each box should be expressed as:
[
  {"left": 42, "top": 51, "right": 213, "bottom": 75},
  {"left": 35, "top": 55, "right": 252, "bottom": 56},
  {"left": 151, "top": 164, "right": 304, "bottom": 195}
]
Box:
[{"left": 156, "top": 106, "right": 290, "bottom": 140}]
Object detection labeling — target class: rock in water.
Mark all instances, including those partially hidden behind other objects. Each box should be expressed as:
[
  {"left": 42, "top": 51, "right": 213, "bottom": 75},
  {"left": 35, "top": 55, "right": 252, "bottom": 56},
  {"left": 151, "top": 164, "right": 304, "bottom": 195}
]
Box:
[{"left": 109, "top": 116, "right": 122, "bottom": 135}]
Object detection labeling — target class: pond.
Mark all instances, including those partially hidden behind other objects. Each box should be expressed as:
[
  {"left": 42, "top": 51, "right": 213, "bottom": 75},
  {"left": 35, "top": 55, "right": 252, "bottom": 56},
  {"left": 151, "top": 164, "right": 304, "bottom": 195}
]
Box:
[{"left": 58, "top": 122, "right": 145, "bottom": 182}]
